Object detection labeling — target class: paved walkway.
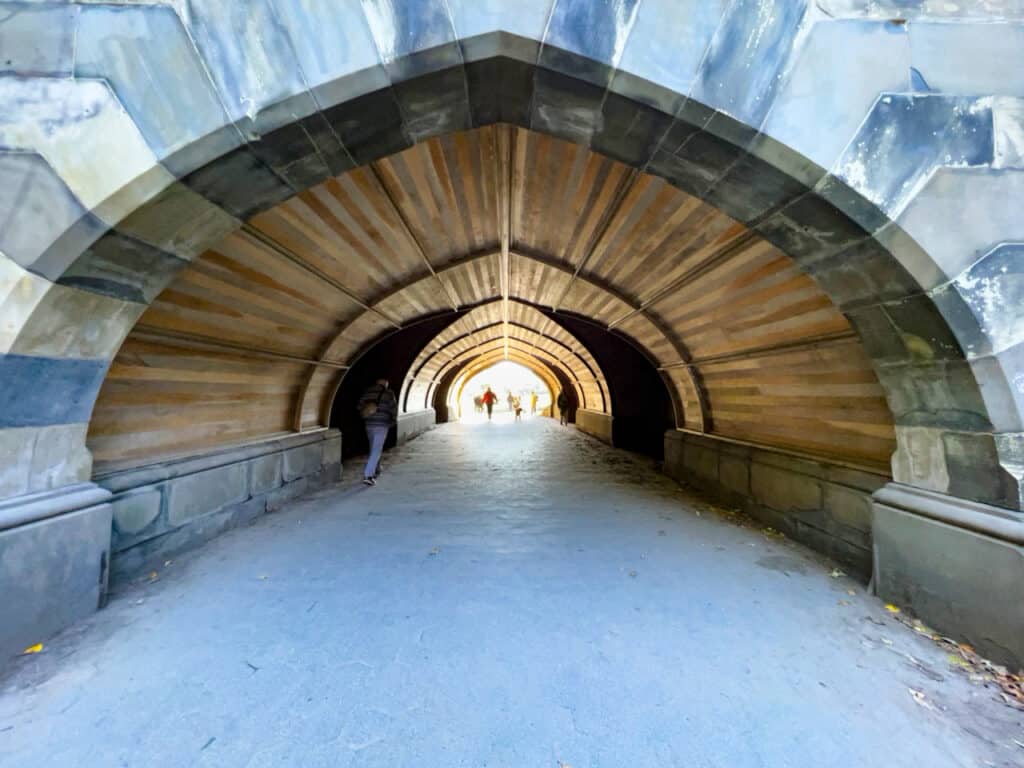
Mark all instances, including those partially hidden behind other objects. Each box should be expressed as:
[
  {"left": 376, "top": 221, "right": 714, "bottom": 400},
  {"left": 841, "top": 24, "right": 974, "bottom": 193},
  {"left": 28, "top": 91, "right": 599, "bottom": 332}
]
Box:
[{"left": 1, "top": 419, "right": 1020, "bottom": 767}]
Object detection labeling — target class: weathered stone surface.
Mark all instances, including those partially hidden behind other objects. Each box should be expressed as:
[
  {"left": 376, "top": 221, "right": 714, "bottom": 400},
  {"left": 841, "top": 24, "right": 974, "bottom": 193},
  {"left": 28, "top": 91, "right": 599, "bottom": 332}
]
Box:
[
  {"left": 167, "top": 464, "right": 248, "bottom": 527},
  {"left": 874, "top": 495, "right": 1024, "bottom": 670},
  {"left": 0, "top": 2, "right": 77, "bottom": 77},
  {"left": 283, "top": 443, "right": 324, "bottom": 483},
  {"left": 616, "top": 0, "right": 727, "bottom": 99},
  {"left": 541, "top": 0, "right": 638, "bottom": 84},
  {"left": 691, "top": 0, "right": 810, "bottom": 128},
  {"left": 0, "top": 355, "right": 107, "bottom": 428},
  {"left": 719, "top": 454, "right": 750, "bottom": 495},
  {"left": 751, "top": 462, "right": 823, "bottom": 512},
  {"left": 75, "top": 4, "right": 236, "bottom": 166},
  {"left": 58, "top": 232, "right": 188, "bottom": 305},
  {"left": 28, "top": 423, "right": 92, "bottom": 494},
  {"left": 112, "top": 489, "right": 162, "bottom": 536},
  {"left": 0, "top": 500, "right": 111, "bottom": 663},
  {"left": 833, "top": 94, "right": 994, "bottom": 219},
  {"left": 909, "top": 21, "right": 1024, "bottom": 98},
  {"left": 448, "top": 0, "right": 551, "bottom": 42},
  {"left": 249, "top": 453, "right": 283, "bottom": 496},
  {"left": 764, "top": 19, "right": 910, "bottom": 172}
]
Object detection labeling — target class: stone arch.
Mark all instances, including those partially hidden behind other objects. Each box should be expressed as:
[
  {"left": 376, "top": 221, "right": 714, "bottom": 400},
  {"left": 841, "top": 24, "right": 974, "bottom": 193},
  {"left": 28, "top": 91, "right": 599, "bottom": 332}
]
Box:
[{"left": 2, "top": 0, "right": 1023, "bottom": 668}]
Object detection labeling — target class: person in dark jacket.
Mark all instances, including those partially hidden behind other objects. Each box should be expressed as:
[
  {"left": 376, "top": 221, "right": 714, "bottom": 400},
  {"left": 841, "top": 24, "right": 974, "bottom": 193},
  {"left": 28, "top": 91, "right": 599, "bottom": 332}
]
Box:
[
  {"left": 557, "top": 389, "right": 570, "bottom": 426},
  {"left": 357, "top": 378, "right": 397, "bottom": 486}
]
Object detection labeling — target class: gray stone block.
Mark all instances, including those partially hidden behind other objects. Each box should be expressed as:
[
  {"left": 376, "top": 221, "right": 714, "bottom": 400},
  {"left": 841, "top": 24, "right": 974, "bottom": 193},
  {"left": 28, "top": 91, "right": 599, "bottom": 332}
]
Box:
[
  {"left": 267, "top": 477, "right": 312, "bottom": 513},
  {"left": 0, "top": 502, "right": 112, "bottom": 665},
  {"left": 691, "top": 0, "right": 809, "bottom": 128},
  {"left": 249, "top": 453, "right": 283, "bottom": 496},
  {"left": 719, "top": 455, "right": 750, "bottom": 496},
  {"left": 873, "top": 496, "right": 1024, "bottom": 670},
  {"left": 0, "top": 2, "right": 76, "bottom": 77},
  {"left": 750, "top": 462, "right": 822, "bottom": 512},
  {"left": 283, "top": 443, "right": 323, "bottom": 482},
  {"left": 111, "top": 489, "right": 162, "bottom": 536},
  {"left": 58, "top": 232, "right": 188, "bottom": 305},
  {"left": 167, "top": 463, "right": 248, "bottom": 527},
  {"left": 764, "top": 19, "right": 910, "bottom": 172}
]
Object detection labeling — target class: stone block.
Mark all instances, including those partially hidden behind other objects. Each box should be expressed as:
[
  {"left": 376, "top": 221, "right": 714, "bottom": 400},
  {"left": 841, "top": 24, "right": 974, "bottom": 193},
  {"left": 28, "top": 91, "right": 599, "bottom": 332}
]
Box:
[
  {"left": 0, "top": 2, "right": 76, "bottom": 77},
  {"left": 823, "top": 484, "right": 873, "bottom": 535},
  {"left": 283, "top": 443, "right": 324, "bottom": 482},
  {"left": 764, "top": 19, "right": 910, "bottom": 172},
  {"left": 58, "top": 232, "right": 188, "bottom": 305},
  {"left": 167, "top": 463, "right": 247, "bottom": 527},
  {"left": 28, "top": 423, "right": 92, "bottom": 493},
  {"left": 875, "top": 360, "right": 991, "bottom": 432},
  {"left": 0, "top": 152, "right": 106, "bottom": 281},
  {"left": 448, "top": 0, "right": 551, "bottom": 42},
  {"left": 833, "top": 94, "right": 994, "bottom": 220},
  {"left": 895, "top": 168, "right": 1024, "bottom": 286},
  {"left": 267, "top": 477, "right": 312, "bottom": 513},
  {"left": 750, "top": 462, "right": 822, "bottom": 512},
  {"left": 806, "top": 236, "right": 920, "bottom": 310},
  {"left": 114, "top": 182, "right": 240, "bottom": 262},
  {"left": 684, "top": 443, "right": 718, "bottom": 485},
  {"left": 873, "top": 498, "right": 1024, "bottom": 670},
  {"left": 0, "top": 502, "right": 112, "bottom": 664},
  {"left": 691, "top": 0, "right": 809, "bottom": 128},
  {"left": 0, "top": 354, "right": 107, "bottom": 429},
  {"left": 592, "top": 88, "right": 674, "bottom": 170},
  {"left": 465, "top": 54, "right": 535, "bottom": 128},
  {"left": 111, "top": 489, "right": 162, "bottom": 536},
  {"left": 541, "top": 0, "right": 638, "bottom": 80},
  {"left": 616, "top": 0, "right": 728, "bottom": 100},
  {"left": 322, "top": 86, "right": 412, "bottom": 166},
  {"left": 719, "top": 454, "right": 750, "bottom": 496},
  {"left": 754, "top": 192, "right": 870, "bottom": 266},
  {"left": 75, "top": 4, "right": 235, "bottom": 166},
  {"left": 183, "top": 0, "right": 313, "bottom": 135},
  {"left": 909, "top": 21, "right": 1024, "bottom": 99},
  {"left": 391, "top": 64, "right": 472, "bottom": 143},
  {"left": 112, "top": 496, "right": 266, "bottom": 583},
  {"left": 249, "top": 453, "right": 283, "bottom": 496},
  {"left": 529, "top": 66, "right": 606, "bottom": 147},
  {"left": 181, "top": 145, "right": 296, "bottom": 221}
]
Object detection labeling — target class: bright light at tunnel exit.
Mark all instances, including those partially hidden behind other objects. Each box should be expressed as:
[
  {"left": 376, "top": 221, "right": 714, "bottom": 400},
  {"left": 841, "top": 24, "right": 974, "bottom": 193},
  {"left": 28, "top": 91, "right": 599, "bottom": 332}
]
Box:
[{"left": 455, "top": 361, "right": 553, "bottom": 421}]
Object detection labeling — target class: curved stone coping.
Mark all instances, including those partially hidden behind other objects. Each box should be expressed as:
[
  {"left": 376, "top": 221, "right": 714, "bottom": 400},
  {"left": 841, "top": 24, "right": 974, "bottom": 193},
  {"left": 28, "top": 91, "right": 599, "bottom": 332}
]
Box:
[
  {"left": 94, "top": 429, "right": 338, "bottom": 494},
  {"left": 873, "top": 482, "right": 1024, "bottom": 545},
  {"left": 0, "top": 482, "right": 111, "bottom": 532}
]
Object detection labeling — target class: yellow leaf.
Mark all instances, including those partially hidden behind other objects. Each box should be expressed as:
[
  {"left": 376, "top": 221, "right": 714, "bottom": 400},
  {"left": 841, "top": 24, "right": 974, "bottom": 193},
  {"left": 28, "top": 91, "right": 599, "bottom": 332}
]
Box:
[
  {"left": 885, "top": 603, "right": 901, "bottom": 614},
  {"left": 22, "top": 643, "right": 43, "bottom": 655}
]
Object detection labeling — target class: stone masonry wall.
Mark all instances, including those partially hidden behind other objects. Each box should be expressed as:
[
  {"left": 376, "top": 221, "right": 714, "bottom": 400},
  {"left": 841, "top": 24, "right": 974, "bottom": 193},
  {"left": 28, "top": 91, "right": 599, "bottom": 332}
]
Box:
[
  {"left": 99, "top": 430, "right": 341, "bottom": 581},
  {"left": 664, "top": 430, "right": 888, "bottom": 580}
]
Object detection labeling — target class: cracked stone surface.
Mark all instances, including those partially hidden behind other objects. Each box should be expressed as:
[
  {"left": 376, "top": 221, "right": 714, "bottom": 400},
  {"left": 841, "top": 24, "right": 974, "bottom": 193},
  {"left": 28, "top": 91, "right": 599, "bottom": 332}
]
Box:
[{"left": 1, "top": 419, "right": 1020, "bottom": 767}]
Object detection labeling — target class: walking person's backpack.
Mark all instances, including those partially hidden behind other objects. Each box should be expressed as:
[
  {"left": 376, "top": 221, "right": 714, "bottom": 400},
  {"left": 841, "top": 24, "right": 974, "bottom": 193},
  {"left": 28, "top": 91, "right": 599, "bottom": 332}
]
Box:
[{"left": 359, "top": 389, "right": 383, "bottom": 419}]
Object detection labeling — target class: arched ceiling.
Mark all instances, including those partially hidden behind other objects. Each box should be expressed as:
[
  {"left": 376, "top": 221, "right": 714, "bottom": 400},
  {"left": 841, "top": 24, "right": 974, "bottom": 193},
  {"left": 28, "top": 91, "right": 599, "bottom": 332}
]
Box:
[{"left": 89, "top": 125, "right": 895, "bottom": 472}]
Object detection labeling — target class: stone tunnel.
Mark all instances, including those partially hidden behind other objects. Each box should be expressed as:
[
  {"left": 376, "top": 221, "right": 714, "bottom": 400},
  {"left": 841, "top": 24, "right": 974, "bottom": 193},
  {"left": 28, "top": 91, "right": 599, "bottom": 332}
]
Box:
[{"left": 1, "top": 1, "right": 1023, "bottom": 763}]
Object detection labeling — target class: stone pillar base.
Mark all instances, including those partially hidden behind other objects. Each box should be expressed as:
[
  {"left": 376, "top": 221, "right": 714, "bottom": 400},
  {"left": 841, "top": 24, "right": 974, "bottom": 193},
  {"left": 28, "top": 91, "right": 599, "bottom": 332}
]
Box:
[
  {"left": 872, "top": 483, "right": 1024, "bottom": 671},
  {"left": 0, "top": 484, "right": 112, "bottom": 666}
]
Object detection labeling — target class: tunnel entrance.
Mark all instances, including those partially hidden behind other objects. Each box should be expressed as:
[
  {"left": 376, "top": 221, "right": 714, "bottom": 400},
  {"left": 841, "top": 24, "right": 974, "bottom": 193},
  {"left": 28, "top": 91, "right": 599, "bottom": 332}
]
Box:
[{"left": 453, "top": 360, "right": 552, "bottom": 421}]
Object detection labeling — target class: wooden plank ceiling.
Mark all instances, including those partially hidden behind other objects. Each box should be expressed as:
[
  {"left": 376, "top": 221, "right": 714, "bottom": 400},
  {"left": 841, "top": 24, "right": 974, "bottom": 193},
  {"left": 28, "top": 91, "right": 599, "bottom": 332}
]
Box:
[{"left": 89, "top": 125, "right": 895, "bottom": 472}]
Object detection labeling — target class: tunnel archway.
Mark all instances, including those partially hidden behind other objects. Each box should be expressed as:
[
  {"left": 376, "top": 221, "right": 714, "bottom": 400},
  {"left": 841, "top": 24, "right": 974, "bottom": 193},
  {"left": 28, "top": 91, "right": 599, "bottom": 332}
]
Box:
[{"left": 2, "top": 5, "right": 1023, "bottom": 667}]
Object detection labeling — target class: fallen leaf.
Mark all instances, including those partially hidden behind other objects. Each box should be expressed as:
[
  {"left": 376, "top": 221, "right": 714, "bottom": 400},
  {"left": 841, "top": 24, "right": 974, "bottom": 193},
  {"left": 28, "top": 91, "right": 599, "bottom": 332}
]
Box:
[
  {"left": 885, "top": 603, "right": 901, "bottom": 614},
  {"left": 148, "top": 570, "right": 159, "bottom": 581},
  {"left": 837, "top": 600, "right": 850, "bottom": 606},
  {"left": 881, "top": 638, "right": 894, "bottom": 646},
  {"left": 847, "top": 590, "right": 856, "bottom": 596},
  {"left": 947, "top": 654, "right": 971, "bottom": 669},
  {"left": 628, "top": 570, "right": 638, "bottom": 578},
  {"left": 908, "top": 688, "right": 934, "bottom": 710},
  {"left": 258, "top": 574, "right": 269, "bottom": 580},
  {"left": 21, "top": 643, "right": 43, "bottom": 655},
  {"left": 830, "top": 569, "right": 845, "bottom": 578},
  {"left": 429, "top": 547, "right": 441, "bottom": 556}
]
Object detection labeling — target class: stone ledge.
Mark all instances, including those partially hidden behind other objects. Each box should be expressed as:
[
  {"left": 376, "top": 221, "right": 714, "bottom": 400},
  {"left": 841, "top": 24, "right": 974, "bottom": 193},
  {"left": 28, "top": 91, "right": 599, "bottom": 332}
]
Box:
[
  {"left": 873, "top": 496, "right": 1024, "bottom": 671},
  {"left": 575, "top": 409, "right": 613, "bottom": 444},
  {"left": 1, "top": 499, "right": 112, "bottom": 668},
  {"left": 664, "top": 430, "right": 888, "bottom": 579},
  {"left": 396, "top": 409, "right": 437, "bottom": 445}
]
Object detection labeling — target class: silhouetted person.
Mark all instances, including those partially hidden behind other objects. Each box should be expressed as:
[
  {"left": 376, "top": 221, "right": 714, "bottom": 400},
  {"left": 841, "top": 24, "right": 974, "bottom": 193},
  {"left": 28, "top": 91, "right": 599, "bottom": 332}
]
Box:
[
  {"left": 557, "top": 389, "right": 570, "bottom": 426},
  {"left": 530, "top": 390, "right": 538, "bottom": 415},
  {"left": 481, "top": 387, "right": 497, "bottom": 420},
  {"left": 357, "top": 378, "right": 397, "bottom": 486}
]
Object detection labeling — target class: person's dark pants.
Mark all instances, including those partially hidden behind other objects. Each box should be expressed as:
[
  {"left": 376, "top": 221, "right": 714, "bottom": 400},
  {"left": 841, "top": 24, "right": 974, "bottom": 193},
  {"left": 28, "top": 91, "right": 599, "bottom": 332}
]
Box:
[
  {"left": 560, "top": 408, "right": 568, "bottom": 425},
  {"left": 486, "top": 403, "right": 493, "bottom": 419}
]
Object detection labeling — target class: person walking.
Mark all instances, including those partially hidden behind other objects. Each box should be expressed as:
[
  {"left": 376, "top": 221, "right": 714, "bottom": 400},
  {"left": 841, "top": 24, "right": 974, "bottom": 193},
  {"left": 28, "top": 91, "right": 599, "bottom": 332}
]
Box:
[
  {"left": 357, "top": 378, "right": 397, "bottom": 486},
  {"left": 557, "top": 389, "right": 570, "bottom": 426},
  {"left": 529, "top": 390, "right": 538, "bottom": 415},
  {"left": 481, "top": 386, "right": 497, "bottom": 420}
]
